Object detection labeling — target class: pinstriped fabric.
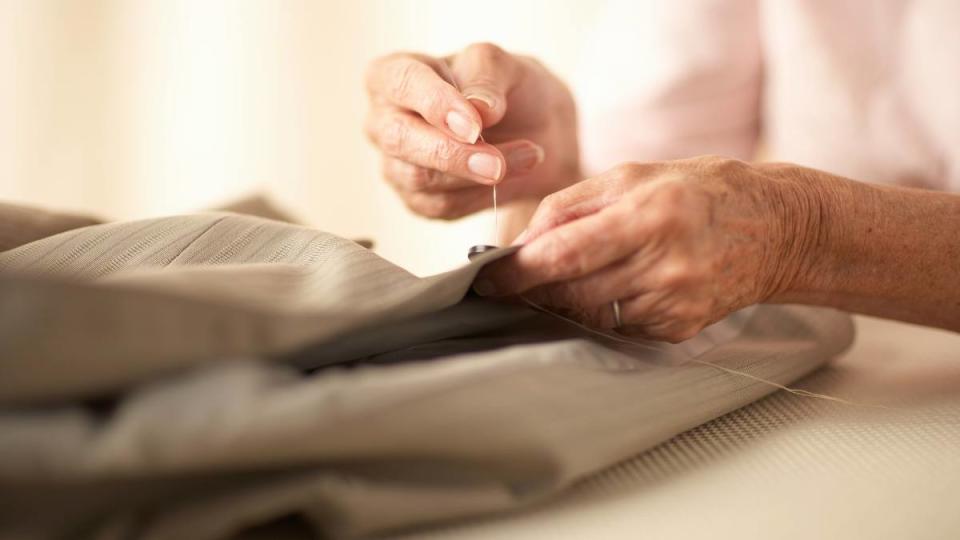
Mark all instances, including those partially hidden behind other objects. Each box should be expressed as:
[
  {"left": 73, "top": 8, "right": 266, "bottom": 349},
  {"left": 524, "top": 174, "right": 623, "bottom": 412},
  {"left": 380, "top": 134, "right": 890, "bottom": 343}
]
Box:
[
  {"left": 0, "top": 213, "right": 509, "bottom": 404},
  {"left": 0, "top": 211, "right": 873, "bottom": 539}
]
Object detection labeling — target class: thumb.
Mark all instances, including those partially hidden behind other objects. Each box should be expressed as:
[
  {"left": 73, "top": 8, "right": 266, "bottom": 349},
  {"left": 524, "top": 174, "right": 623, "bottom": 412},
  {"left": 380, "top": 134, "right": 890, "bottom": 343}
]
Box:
[{"left": 451, "top": 43, "right": 519, "bottom": 127}]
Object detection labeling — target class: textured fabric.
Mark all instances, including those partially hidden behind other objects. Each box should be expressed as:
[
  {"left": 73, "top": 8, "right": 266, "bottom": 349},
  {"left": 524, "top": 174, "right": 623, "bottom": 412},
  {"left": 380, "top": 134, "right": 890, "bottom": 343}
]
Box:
[
  {"left": 0, "top": 195, "right": 302, "bottom": 253},
  {"left": 398, "top": 317, "right": 960, "bottom": 540},
  {"left": 578, "top": 0, "right": 960, "bottom": 190},
  {"left": 0, "top": 213, "right": 514, "bottom": 404},
  {"left": 0, "top": 213, "right": 855, "bottom": 538},
  {"left": 0, "top": 201, "right": 102, "bottom": 252}
]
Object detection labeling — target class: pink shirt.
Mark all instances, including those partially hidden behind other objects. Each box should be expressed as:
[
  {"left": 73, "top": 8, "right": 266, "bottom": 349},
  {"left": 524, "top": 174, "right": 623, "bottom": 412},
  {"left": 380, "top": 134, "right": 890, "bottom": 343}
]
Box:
[{"left": 577, "top": 0, "right": 960, "bottom": 191}]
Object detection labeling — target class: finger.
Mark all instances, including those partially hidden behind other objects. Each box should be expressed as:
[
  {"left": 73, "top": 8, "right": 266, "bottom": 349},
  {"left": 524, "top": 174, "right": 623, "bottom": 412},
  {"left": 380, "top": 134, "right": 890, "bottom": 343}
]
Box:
[
  {"left": 616, "top": 291, "right": 671, "bottom": 328},
  {"left": 620, "top": 318, "right": 703, "bottom": 343},
  {"left": 570, "top": 290, "right": 669, "bottom": 331},
  {"left": 401, "top": 186, "right": 496, "bottom": 220},
  {"left": 448, "top": 43, "right": 521, "bottom": 127},
  {"left": 522, "top": 164, "right": 642, "bottom": 243},
  {"left": 618, "top": 294, "right": 709, "bottom": 342},
  {"left": 379, "top": 137, "right": 543, "bottom": 194},
  {"left": 366, "top": 53, "right": 482, "bottom": 144},
  {"left": 525, "top": 252, "right": 652, "bottom": 311},
  {"left": 523, "top": 287, "right": 656, "bottom": 331},
  {"left": 497, "top": 139, "right": 545, "bottom": 177},
  {"left": 477, "top": 201, "right": 640, "bottom": 296},
  {"left": 366, "top": 107, "right": 505, "bottom": 184},
  {"left": 381, "top": 157, "right": 480, "bottom": 192}
]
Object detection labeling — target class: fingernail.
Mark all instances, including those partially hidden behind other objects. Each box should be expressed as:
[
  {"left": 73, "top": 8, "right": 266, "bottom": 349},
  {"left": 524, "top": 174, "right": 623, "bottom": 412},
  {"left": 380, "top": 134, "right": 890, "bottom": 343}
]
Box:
[
  {"left": 446, "top": 110, "right": 480, "bottom": 143},
  {"left": 467, "top": 153, "right": 502, "bottom": 181},
  {"left": 464, "top": 91, "right": 498, "bottom": 112},
  {"left": 473, "top": 279, "right": 497, "bottom": 296},
  {"left": 506, "top": 144, "right": 545, "bottom": 172}
]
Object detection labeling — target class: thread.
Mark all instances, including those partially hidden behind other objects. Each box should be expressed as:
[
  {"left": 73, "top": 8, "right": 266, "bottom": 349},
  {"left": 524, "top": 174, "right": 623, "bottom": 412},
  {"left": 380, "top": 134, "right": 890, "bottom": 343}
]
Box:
[
  {"left": 449, "top": 78, "right": 499, "bottom": 245},
  {"left": 519, "top": 296, "right": 889, "bottom": 410},
  {"left": 492, "top": 185, "right": 499, "bottom": 244},
  {"left": 474, "top": 126, "right": 498, "bottom": 244},
  {"left": 447, "top": 73, "right": 874, "bottom": 409}
]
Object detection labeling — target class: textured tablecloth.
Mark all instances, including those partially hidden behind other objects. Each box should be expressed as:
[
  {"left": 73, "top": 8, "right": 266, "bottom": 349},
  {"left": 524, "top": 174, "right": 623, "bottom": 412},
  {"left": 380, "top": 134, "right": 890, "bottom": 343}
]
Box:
[{"left": 398, "top": 315, "right": 960, "bottom": 540}]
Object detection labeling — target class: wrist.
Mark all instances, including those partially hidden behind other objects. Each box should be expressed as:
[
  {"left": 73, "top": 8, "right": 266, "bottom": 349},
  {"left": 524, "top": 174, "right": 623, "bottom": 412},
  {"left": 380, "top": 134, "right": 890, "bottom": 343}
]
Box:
[{"left": 759, "top": 164, "right": 839, "bottom": 303}]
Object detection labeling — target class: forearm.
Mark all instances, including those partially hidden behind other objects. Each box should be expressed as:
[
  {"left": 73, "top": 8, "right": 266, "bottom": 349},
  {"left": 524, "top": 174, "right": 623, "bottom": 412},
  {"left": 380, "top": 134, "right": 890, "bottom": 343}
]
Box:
[{"left": 769, "top": 167, "right": 960, "bottom": 331}]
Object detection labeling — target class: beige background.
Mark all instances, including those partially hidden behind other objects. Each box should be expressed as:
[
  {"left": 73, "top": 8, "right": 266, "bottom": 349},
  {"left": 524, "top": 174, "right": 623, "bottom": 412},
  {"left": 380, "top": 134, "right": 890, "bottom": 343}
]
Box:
[{"left": 0, "top": 0, "right": 603, "bottom": 275}]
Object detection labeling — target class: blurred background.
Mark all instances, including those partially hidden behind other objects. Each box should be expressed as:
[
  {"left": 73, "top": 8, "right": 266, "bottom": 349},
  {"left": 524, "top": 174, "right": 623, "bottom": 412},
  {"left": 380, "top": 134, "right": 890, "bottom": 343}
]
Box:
[{"left": 0, "top": 0, "right": 603, "bottom": 275}]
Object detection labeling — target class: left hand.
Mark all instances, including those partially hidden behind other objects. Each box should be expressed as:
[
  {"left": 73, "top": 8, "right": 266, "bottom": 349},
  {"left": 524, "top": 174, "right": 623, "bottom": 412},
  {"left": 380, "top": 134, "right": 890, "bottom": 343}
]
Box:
[{"left": 475, "top": 156, "right": 815, "bottom": 342}]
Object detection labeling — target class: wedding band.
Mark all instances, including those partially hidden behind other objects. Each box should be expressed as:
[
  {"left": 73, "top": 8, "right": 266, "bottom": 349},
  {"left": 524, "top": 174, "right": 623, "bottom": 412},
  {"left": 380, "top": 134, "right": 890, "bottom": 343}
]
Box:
[{"left": 611, "top": 299, "right": 623, "bottom": 328}]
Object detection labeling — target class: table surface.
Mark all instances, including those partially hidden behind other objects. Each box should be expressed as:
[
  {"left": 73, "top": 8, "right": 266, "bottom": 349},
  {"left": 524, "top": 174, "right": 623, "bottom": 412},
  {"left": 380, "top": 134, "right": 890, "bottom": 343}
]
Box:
[{"left": 400, "top": 316, "right": 960, "bottom": 540}]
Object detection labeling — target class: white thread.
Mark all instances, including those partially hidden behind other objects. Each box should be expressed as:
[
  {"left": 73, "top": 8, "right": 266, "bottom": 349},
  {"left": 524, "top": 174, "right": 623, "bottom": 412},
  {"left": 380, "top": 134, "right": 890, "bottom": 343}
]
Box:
[
  {"left": 519, "top": 296, "right": 889, "bottom": 409},
  {"left": 493, "top": 185, "right": 499, "bottom": 244},
  {"left": 450, "top": 78, "right": 499, "bottom": 245},
  {"left": 447, "top": 72, "right": 873, "bottom": 408},
  {"left": 520, "top": 297, "right": 663, "bottom": 353},
  {"left": 475, "top": 128, "right": 498, "bottom": 244}
]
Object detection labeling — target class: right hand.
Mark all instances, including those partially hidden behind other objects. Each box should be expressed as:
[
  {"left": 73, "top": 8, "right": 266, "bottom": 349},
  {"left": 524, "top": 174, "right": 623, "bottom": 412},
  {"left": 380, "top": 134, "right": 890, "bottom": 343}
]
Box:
[{"left": 365, "top": 43, "right": 579, "bottom": 220}]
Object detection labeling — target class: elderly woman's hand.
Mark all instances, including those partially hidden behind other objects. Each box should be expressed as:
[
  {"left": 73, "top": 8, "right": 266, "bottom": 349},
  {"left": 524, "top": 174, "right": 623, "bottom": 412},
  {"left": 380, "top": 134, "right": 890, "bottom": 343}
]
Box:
[
  {"left": 475, "top": 156, "right": 821, "bottom": 342},
  {"left": 364, "top": 43, "right": 579, "bottom": 220}
]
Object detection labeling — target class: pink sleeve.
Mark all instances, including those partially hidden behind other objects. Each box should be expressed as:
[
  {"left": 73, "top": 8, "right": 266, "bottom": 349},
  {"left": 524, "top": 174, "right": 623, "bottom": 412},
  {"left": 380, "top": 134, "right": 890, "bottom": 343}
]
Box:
[{"left": 576, "top": 0, "right": 762, "bottom": 175}]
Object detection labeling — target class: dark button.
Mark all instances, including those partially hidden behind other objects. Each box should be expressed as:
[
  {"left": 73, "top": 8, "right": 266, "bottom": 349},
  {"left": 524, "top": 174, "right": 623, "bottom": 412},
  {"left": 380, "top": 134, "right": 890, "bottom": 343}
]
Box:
[{"left": 468, "top": 244, "right": 498, "bottom": 260}]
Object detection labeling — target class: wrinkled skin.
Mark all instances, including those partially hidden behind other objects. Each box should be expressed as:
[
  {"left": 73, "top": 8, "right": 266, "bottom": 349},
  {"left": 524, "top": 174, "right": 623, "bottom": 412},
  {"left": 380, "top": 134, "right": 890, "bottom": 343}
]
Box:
[
  {"left": 365, "top": 43, "right": 960, "bottom": 338},
  {"left": 364, "top": 43, "right": 580, "bottom": 220},
  {"left": 475, "top": 156, "right": 815, "bottom": 343}
]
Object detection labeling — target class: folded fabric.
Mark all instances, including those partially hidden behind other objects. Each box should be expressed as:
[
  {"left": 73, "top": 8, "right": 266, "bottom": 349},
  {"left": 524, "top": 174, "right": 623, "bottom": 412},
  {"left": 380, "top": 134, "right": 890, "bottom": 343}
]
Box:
[
  {"left": 0, "top": 213, "right": 519, "bottom": 404},
  {"left": 0, "top": 213, "right": 855, "bottom": 539}
]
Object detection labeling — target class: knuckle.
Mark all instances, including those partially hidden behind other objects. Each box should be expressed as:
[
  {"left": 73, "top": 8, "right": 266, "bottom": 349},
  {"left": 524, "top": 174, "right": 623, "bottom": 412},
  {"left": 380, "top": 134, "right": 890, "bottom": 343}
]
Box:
[
  {"left": 379, "top": 115, "right": 408, "bottom": 156},
  {"left": 656, "top": 180, "right": 689, "bottom": 206},
  {"left": 537, "top": 192, "right": 559, "bottom": 213},
  {"left": 467, "top": 42, "right": 507, "bottom": 62},
  {"left": 611, "top": 162, "right": 643, "bottom": 180},
  {"left": 407, "top": 167, "right": 436, "bottom": 191},
  {"left": 669, "top": 301, "right": 711, "bottom": 323},
  {"left": 702, "top": 155, "right": 746, "bottom": 176},
  {"left": 420, "top": 84, "right": 451, "bottom": 122},
  {"left": 657, "top": 258, "right": 697, "bottom": 287},
  {"left": 393, "top": 58, "right": 421, "bottom": 102},
  {"left": 407, "top": 195, "right": 443, "bottom": 219},
  {"left": 538, "top": 241, "right": 568, "bottom": 275},
  {"left": 536, "top": 192, "right": 566, "bottom": 223},
  {"left": 663, "top": 324, "right": 701, "bottom": 343},
  {"left": 543, "top": 236, "right": 584, "bottom": 277},
  {"left": 641, "top": 205, "right": 677, "bottom": 230},
  {"left": 390, "top": 55, "right": 430, "bottom": 103},
  {"left": 418, "top": 194, "right": 461, "bottom": 220},
  {"left": 428, "top": 140, "right": 459, "bottom": 171}
]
